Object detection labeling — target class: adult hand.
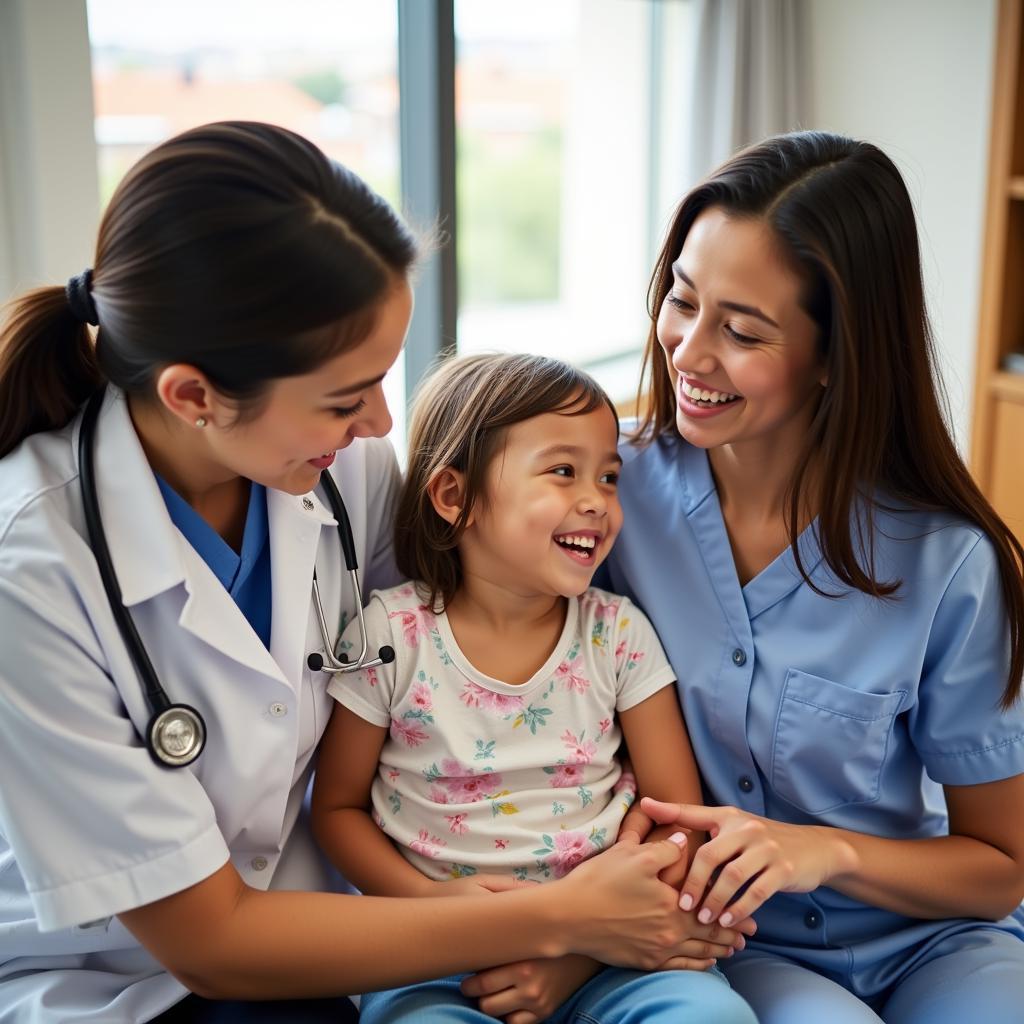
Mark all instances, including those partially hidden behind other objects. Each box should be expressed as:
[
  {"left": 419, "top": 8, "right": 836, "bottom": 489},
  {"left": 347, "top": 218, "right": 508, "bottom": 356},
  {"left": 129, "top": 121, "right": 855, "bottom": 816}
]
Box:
[
  {"left": 641, "top": 797, "right": 843, "bottom": 925},
  {"left": 552, "top": 831, "right": 689, "bottom": 968},
  {"left": 461, "top": 953, "right": 602, "bottom": 1024},
  {"left": 462, "top": 915, "right": 750, "bottom": 1023}
]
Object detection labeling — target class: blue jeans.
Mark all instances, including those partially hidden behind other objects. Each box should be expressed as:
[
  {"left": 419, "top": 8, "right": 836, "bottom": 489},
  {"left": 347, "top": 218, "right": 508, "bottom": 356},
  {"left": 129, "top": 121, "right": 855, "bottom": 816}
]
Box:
[{"left": 359, "top": 966, "right": 756, "bottom": 1023}]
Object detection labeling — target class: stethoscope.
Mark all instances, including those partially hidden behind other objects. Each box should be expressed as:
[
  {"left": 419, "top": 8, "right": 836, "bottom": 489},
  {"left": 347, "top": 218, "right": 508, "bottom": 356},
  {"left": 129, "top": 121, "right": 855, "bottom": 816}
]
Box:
[{"left": 78, "top": 388, "right": 394, "bottom": 769}]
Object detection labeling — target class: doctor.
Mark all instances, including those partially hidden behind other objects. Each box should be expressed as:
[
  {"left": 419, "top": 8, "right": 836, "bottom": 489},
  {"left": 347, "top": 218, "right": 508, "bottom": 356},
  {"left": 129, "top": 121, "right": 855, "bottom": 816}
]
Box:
[{"left": 0, "top": 121, "right": 710, "bottom": 1024}]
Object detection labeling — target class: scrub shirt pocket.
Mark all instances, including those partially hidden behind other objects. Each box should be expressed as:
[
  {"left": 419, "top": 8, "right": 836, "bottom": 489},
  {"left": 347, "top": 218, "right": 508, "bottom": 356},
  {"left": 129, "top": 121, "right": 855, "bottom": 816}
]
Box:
[{"left": 770, "top": 669, "right": 905, "bottom": 814}]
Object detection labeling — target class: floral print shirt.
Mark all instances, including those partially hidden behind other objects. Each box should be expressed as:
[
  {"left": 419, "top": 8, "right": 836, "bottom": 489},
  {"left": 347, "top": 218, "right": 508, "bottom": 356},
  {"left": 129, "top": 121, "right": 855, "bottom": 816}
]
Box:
[{"left": 326, "top": 585, "right": 676, "bottom": 883}]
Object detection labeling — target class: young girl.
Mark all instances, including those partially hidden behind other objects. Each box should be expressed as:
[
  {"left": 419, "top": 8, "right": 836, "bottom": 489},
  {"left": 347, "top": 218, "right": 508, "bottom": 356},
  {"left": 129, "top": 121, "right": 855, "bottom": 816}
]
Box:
[{"left": 312, "top": 353, "right": 758, "bottom": 1024}]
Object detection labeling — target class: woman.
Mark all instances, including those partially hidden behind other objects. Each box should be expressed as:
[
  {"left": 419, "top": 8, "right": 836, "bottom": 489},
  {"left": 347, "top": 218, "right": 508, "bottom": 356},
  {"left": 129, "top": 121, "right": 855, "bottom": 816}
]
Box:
[
  {"left": 0, "top": 122, "right": 744, "bottom": 1024},
  {"left": 594, "top": 131, "right": 1024, "bottom": 1021}
]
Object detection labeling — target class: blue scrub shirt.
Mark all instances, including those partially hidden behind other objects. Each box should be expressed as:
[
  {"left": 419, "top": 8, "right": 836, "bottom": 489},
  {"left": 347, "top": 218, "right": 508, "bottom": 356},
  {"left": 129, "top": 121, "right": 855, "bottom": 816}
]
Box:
[
  {"left": 601, "top": 433, "right": 1024, "bottom": 996},
  {"left": 155, "top": 475, "right": 272, "bottom": 648}
]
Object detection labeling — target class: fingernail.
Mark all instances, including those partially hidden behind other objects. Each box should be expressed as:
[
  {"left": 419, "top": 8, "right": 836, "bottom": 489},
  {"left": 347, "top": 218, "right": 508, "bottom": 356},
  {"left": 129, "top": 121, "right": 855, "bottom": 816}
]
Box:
[
  {"left": 725, "top": 947, "right": 734, "bottom": 956},
  {"left": 698, "top": 908, "right": 713, "bottom": 924},
  {"left": 679, "top": 893, "right": 694, "bottom": 910},
  {"left": 668, "top": 831, "right": 687, "bottom": 846},
  {"left": 720, "top": 912, "right": 733, "bottom": 926}
]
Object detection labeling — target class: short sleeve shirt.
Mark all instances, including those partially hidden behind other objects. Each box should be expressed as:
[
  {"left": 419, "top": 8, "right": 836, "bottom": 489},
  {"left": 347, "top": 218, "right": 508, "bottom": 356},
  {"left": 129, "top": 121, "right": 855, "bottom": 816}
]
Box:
[
  {"left": 327, "top": 585, "right": 675, "bottom": 882},
  {"left": 602, "top": 434, "right": 1024, "bottom": 965}
]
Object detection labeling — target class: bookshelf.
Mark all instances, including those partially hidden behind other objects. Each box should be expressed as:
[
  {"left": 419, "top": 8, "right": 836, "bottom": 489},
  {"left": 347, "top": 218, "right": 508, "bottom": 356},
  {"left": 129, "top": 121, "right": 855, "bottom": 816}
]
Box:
[{"left": 972, "top": 0, "right": 1024, "bottom": 540}]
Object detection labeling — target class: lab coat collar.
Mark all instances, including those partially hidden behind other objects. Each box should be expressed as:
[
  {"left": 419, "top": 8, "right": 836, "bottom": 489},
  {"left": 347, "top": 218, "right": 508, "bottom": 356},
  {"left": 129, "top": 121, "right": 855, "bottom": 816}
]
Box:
[
  {"left": 79, "top": 388, "right": 337, "bottom": 688},
  {"left": 80, "top": 388, "right": 188, "bottom": 607},
  {"left": 265, "top": 481, "right": 336, "bottom": 685}
]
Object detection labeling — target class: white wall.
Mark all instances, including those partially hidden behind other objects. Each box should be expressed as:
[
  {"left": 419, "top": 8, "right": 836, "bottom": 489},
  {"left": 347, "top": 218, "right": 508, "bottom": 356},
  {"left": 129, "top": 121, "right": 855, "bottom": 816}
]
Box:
[
  {"left": 0, "top": 0, "right": 100, "bottom": 301},
  {"left": 802, "top": 0, "right": 998, "bottom": 449}
]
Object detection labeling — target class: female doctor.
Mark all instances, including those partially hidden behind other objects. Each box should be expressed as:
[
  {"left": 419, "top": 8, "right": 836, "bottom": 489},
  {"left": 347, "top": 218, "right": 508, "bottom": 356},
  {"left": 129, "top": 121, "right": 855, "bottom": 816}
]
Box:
[
  {"left": 596, "top": 131, "right": 1024, "bottom": 1021},
  {"left": 0, "top": 122, "right": 731, "bottom": 1024}
]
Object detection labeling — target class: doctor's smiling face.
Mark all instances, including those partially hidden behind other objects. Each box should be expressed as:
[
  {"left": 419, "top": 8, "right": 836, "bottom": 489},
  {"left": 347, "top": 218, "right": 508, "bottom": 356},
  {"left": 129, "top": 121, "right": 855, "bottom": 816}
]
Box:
[
  {"left": 657, "top": 207, "right": 825, "bottom": 457},
  {"left": 158, "top": 277, "right": 413, "bottom": 497}
]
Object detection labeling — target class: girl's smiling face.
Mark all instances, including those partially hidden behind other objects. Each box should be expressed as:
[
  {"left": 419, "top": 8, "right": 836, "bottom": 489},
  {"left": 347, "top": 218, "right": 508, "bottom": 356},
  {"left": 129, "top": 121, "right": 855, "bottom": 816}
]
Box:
[
  {"left": 457, "top": 400, "right": 623, "bottom": 600},
  {"left": 657, "top": 207, "right": 825, "bottom": 455}
]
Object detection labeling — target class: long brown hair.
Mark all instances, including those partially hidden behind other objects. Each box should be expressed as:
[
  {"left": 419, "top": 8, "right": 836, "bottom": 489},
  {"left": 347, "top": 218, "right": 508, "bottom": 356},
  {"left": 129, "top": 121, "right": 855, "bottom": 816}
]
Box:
[
  {"left": 396, "top": 353, "right": 618, "bottom": 612},
  {"left": 637, "top": 130, "right": 1024, "bottom": 707},
  {"left": 0, "top": 121, "right": 417, "bottom": 456}
]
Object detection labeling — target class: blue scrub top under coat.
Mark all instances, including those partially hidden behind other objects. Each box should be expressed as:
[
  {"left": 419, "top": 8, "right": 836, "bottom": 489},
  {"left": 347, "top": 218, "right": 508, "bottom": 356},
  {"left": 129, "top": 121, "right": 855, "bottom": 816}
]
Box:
[
  {"left": 601, "top": 433, "right": 1024, "bottom": 997},
  {"left": 155, "top": 475, "right": 272, "bottom": 648}
]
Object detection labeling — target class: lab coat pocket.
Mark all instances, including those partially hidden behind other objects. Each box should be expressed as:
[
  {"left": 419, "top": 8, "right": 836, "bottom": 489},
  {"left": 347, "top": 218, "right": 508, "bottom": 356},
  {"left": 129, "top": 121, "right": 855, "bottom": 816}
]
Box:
[{"left": 770, "top": 669, "right": 905, "bottom": 814}]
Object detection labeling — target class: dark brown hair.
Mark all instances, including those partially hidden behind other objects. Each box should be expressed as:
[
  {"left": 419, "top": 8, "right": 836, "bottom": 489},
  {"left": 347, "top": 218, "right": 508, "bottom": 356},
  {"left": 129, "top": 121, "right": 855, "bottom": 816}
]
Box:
[
  {"left": 637, "top": 130, "right": 1024, "bottom": 707},
  {"left": 0, "top": 121, "right": 417, "bottom": 455},
  {"left": 396, "top": 352, "right": 619, "bottom": 612}
]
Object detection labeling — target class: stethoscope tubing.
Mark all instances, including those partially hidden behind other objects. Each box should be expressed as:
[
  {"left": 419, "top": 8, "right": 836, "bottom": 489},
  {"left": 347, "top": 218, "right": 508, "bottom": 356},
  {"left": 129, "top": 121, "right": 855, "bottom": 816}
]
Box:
[{"left": 78, "top": 387, "right": 391, "bottom": 768}]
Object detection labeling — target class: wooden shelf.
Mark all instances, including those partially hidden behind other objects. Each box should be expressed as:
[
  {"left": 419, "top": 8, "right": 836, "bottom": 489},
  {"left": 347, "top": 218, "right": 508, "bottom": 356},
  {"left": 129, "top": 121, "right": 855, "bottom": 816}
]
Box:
[
  {"left": 972, "top": 0, "right": 1024, "bottom": 542},
  {"left": 989, "top": 369, "right": 1024, "bottom": 402}
]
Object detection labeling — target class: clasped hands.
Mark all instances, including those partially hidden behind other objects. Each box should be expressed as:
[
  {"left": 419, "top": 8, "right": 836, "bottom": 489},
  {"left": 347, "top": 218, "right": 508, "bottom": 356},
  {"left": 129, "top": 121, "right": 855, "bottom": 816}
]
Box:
[{"left": 458, "top": 797, "right": 842, "bottom": 1023}]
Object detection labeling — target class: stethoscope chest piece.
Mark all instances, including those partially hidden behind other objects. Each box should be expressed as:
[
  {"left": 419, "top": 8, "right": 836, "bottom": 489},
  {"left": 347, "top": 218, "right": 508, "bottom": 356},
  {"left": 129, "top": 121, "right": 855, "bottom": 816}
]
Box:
[{"left": 147, "top": 704, "right": 206, "bottom": 767}]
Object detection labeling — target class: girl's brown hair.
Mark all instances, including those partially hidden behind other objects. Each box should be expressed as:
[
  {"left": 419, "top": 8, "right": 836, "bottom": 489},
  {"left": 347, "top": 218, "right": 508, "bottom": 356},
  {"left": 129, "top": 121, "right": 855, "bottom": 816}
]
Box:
[
  {"left": 637, "top": 129, "right": 1024, "bottom": 707},
  {"left": 0, "top": 120, "right": 417, "bottom": 456},
  {"left": 396, "top": 352, "right": 618, "bottom": 612}
]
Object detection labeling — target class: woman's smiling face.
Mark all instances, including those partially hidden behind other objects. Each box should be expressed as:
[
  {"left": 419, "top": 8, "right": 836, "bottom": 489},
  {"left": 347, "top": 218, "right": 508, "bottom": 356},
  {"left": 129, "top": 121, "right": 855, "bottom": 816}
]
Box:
[{"left": 657, "top": 207, "right": 825, "bottom": 455}]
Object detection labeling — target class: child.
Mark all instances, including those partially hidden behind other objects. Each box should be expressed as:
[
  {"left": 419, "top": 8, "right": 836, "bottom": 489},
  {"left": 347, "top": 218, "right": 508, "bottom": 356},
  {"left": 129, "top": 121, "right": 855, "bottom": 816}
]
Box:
[{"left": 311, "top": 354, "right": 757, "bottom": 1024}]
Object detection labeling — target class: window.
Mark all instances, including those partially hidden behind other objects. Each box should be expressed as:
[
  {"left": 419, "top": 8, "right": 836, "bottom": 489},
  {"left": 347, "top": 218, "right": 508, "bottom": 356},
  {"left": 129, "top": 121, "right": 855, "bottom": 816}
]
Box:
[
  {"left": 455, "top": 0, "right": 694, "bottom": 410},
  {"left": 86, "top": 0, "right": 407, "bottom": 436}
]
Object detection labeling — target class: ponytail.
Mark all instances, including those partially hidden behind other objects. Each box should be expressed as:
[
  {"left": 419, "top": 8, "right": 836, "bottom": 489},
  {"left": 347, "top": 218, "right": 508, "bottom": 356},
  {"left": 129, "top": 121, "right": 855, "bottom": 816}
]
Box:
[
  {"left": 0, "top": 121, "right": 418, "bottom": 460},
  {"left": 0, "top": 287, "right": 103, "bottom": 458}
]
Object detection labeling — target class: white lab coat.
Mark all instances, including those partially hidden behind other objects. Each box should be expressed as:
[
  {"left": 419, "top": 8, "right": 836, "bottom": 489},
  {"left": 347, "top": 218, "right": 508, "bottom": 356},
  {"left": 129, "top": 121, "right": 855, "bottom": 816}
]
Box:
[{"left": 0, "top": 388, "right": 402, "bottom": 1022}]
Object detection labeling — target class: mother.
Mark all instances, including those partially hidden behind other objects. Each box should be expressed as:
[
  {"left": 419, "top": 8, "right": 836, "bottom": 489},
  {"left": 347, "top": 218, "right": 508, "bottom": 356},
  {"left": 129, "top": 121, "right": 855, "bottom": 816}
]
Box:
[{"left": 603, "top": 131, "right": 1024, "bottom": 1021}]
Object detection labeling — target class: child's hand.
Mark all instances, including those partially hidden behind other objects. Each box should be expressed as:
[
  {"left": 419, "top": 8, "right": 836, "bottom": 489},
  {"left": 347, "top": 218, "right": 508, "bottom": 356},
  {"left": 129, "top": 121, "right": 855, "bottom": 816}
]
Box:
[
  {"left": 615, "top": 801, "right": 655, "bottom": 844},
  {"left": 432, "top": 874, "right": 527, "bottom": 899},
  {"left": 460, "top": 953, "right": 601, "bottom": 1024}
]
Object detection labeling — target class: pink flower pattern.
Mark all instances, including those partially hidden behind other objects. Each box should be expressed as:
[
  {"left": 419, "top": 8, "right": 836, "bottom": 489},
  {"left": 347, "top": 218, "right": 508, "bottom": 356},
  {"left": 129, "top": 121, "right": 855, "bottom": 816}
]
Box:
[
  {"left": 389, "top": 605, "right": 437, "bottom": 648},
  {"left": 555, "top": 659, "right": 589, "bottom": 694},
  {"left": 390, "top": 718, "right": 430, "bottom": 747},
  {"left": 410, "top": 681, "right": 433, "bottom": 712},
  {"left": 445, "top": 813, "right": 469, "bottom": 835},
  {"left": 545, "top": 830, "right": 593, "bottom": 878},
  {"left": 560, "top": 729, "right": 597, "bottom": 764},
  {"left": 438, "top": 758, "right": 504, "bottom": 803},
  {"left": 366, "top": 584, "right": 662, "bottom": 883},
  {"left": 459, "top": 680, "right": 525, "bottom": 715},
  {"left": 410, "top": 829, "right": 447, "bottom": 858},
  {"left": 548, "top": 762, "right": 586, "bottom": 788}
]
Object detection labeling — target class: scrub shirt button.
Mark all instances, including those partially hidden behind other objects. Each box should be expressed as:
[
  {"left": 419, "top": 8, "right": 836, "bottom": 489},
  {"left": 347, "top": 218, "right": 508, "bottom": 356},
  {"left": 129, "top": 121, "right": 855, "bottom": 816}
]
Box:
[
  {"left": 269, "top": 702, "right": 288, "bottom": 717},
  {"left": 804, "top": 911, "right": 821, "bottom": 929},
  {"left": 251, "top": 856, "right": 269, "bottom": 871},
  {"left": 738, "top": 775, "right": 755, "bottom": 793},
  {"left": 731, "top": 648, "right": 747, "bottom": 666}
]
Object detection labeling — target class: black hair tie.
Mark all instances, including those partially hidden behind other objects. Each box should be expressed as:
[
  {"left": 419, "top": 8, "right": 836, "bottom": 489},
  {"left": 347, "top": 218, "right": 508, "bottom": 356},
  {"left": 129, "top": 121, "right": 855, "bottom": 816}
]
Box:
[{"left": 66, "top": 269, "right": 99, "bottom": 326}]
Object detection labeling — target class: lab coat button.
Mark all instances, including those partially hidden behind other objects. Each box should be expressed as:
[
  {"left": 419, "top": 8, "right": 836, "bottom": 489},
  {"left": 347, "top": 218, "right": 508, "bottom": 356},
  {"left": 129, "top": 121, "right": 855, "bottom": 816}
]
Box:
[
  {"left": 804, "top": 911, "right": 821, "bottom": 929},
  {"left": 269, "top": 702, "right": 288, "bottom": 717},
  {"left": 731, "top": 648, "right": 747, "bottom": 666},
  {"left": 251, "top": 856, "right": 269, "bottom": 871},
  {"left": 738, "top": 775, "right": 755, "bottom": 793}
]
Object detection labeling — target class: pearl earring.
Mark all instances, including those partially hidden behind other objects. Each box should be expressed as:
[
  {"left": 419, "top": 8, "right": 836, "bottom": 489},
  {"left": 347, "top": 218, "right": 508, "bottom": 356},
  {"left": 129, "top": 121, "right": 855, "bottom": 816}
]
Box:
[{"left": 195, "top": 416, "right": 207, "bottom": 428}]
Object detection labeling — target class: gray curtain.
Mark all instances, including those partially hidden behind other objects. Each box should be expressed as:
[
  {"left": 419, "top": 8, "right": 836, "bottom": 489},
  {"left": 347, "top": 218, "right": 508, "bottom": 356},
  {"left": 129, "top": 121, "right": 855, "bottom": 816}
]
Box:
[{"left": 685, "top": 0, "right": 805, "bottom": 186}]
